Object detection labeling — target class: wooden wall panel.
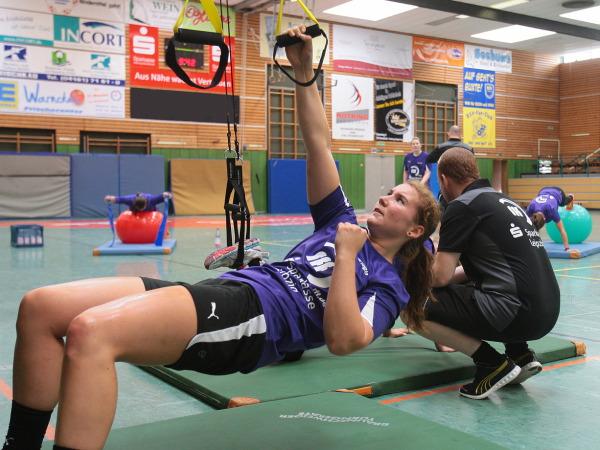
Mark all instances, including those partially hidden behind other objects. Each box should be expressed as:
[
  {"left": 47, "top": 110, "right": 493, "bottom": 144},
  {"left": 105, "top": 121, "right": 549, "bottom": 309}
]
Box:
[
  {"left": 559, "top": 59, "right": 600, "bottom": 159},
  {"left": 0, "top": 11, "right": 573, "bottom": 163}
]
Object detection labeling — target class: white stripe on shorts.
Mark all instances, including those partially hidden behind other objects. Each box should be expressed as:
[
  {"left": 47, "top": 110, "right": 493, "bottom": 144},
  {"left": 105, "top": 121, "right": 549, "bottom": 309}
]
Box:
[{"left": 185, "top": 314, "right": 267, "bottom": 349}]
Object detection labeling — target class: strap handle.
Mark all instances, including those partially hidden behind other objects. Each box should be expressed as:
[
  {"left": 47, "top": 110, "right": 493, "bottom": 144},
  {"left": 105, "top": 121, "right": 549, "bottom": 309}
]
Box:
[
  {"left": 272, "top": 0, "right": 327, "bottom": 87},
  {"left": 166, "top": 0, "right": 229, "bottom": 90},
  {"left": 272, "top": 24, "right": 327, "bottom": 87}
]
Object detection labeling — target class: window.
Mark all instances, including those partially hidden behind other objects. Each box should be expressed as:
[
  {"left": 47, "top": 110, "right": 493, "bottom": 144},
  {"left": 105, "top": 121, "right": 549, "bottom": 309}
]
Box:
[
  {"left": 267, "top": 65, "right": 324, "bottom": 159},
  {"left": 80, "top": 132, "right": 151, "bottom": 154},
  {"left": 0, "top": 128, "right": 55, "bottom": 153},
  {"left": 415, "top": 82, "right": 457, "bottom": 152}
]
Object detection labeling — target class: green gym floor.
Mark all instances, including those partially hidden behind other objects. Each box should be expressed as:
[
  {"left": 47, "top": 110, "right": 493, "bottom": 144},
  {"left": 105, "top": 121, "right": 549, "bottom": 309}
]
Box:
[{"left": 1, "top": 211, "right": 599, "bottom": 449}]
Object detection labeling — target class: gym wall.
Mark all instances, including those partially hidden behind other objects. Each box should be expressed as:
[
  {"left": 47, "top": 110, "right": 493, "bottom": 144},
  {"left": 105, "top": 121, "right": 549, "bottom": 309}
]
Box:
[
  {"left": 0, "top": 13, "right": 562, "bottom": 157},
  {"left": 1, "top": 9, "right": 597, "bottom": 212}
]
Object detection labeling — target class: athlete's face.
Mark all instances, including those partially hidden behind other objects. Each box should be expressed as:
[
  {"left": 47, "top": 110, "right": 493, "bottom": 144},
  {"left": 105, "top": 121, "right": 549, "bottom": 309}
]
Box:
[
  {"left": 410, "top": 140, "right": 421, "bottom": 154},
  {"left": 367, "top": 183, "right": 423, "bottom": 240}
]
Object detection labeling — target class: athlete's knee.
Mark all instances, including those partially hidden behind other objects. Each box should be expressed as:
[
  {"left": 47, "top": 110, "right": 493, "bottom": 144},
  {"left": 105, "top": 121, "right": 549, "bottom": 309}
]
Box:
[
  {"left": 64, "top": 313, "right": 113, "bottom": 361},
  {"left": 16, "top": 287, "right": 56, "bottom": 335}
]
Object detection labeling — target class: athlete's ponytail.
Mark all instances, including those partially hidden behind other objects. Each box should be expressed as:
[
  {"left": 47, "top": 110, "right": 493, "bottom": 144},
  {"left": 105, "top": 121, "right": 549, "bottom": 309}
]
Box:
[{"left": 398, "top": 182, "right": 440, "bottom": 331}]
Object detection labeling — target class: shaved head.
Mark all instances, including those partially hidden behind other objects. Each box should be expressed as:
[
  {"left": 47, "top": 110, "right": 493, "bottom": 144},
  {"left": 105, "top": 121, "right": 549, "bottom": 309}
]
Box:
[
  {"left": 448, "top": 125, "right": 461, "bottom": 138},
  {"left": 438, "top": 147, "right": 479, "bottom": 183}
]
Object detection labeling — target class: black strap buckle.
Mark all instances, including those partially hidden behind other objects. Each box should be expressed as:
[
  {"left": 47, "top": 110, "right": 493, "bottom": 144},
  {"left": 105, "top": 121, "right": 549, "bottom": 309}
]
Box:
[{"left": 224, "top": 158, "right": 251, "bottom": 268}]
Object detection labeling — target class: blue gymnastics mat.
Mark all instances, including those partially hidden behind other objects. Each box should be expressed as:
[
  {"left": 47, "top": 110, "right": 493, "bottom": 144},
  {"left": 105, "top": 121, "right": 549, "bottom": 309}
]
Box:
[
  {"left": 544, "top": 241, "right": 600, "bottom": 259},
  {"left": 93, "top": 239, "right": 177, "bottom": 256}
]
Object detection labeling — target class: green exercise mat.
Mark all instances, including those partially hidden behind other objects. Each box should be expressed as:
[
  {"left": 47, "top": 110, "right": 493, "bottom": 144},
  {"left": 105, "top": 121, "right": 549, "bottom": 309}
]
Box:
[
  {"left": 140, "top": 333, "right": 584, "bottom": 409},
  {"left": 102, "top": 392, "right": 505, "bottom": 450}
]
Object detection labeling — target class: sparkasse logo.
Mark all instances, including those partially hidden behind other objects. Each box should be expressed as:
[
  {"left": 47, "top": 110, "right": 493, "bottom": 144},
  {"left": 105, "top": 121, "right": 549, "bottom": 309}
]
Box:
[{"left": 132, "top": 26, "right": 155, "bottom": 55}]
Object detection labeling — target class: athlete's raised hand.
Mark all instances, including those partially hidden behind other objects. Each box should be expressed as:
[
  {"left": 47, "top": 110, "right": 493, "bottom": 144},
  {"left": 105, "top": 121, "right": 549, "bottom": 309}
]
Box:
[{"left": 284, "top": 25, "right": 313, "bottom": 73}]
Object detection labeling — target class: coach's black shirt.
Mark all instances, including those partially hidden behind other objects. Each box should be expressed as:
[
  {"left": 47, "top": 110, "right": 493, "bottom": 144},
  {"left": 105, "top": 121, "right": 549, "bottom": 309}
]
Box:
[{"left": 438, "top": 179, "right": 560, "bottom": 331}]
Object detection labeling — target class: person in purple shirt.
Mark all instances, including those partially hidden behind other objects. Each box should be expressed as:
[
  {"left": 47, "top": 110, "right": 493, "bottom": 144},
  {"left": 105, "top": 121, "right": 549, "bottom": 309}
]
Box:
[
  {"left": 526, "top": 186, "right": 574, "bottom": 251},
  {"left": 2, "top": 27, "right": 440, "bottom": 450},
  {"left": 403, "top": 137, "right": 431, "bottom": 187},
  {"left": 104, "top": 192, "right": 172, "bottom": 212}
]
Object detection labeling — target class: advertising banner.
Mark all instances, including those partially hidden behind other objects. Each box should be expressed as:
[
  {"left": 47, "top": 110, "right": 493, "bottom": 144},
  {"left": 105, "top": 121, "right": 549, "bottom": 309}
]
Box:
[
  {"left": 332, "top": 74, "right": 373, "bottom": 141},
  {"left": 374, "top": 79, "right": 414, "bottom": 142},
  {"left": 464, "top": 44, "right": 512, "bottom": 73},
  {"left": 129, "top": 0, "right": 236, "bottom": 35},
  {"left": 54, "top": 15, "right": 125, "bottom": 54},
  {"left": 463, "top": 67, "right": 495, "bottom": 109},
  {"left": 129, "top": 23, "right": 233, "bottom": 93},
  {"left": 0, "top": 77, "right": 124, "bottom": 117},
  {"left": 413, "top": 36, "right": 463, "bottom": 67},
  {"left": 463, "top": 107, "right": 495, "bottom": 148},
  {"left": 0, "top": 8, "right": 54, "bottom": 46},
  {"left": 333, "top": 24, "right": 412, "bottom": 79},
  {"left": 1, "top": 43, "right": 125, "bottom": 86},
  {"left": 260, "top": 13, "right": 329, "bottom": 64},
  {"left": 0, "top": 0, "right": 125, "bottom": 22}
]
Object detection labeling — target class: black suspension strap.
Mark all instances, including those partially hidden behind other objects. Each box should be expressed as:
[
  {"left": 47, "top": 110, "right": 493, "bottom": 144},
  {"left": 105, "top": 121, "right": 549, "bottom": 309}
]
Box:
[
  {"left": 219, "top": 0, "right": 253, "bottom": 269},
  {"left": 167, "top": 0, "right": 252, "bottom": 268}
]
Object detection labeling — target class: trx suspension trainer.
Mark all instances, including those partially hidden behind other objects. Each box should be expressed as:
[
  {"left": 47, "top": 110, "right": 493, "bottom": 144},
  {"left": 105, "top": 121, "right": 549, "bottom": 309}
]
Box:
[{"left": 167, "top": 0, "right": 253, "bottom": 269}]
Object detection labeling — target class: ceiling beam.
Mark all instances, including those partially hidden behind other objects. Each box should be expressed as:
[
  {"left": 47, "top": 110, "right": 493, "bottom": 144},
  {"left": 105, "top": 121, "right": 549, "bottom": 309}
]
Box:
[{"left": 390, "top": 0, "right": 600, "bottom": 41}]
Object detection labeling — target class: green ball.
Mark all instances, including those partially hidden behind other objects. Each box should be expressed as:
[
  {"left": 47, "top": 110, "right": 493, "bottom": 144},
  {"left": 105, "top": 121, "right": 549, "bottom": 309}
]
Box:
[{"left": 546, "top": 204, "right": 592, "bottom": 244}]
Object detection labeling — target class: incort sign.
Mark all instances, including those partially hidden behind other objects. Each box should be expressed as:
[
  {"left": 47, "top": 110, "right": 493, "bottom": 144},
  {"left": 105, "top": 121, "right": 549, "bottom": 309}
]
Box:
[{"left": 54, "top": 15, "right": 125, "bottom": 54}]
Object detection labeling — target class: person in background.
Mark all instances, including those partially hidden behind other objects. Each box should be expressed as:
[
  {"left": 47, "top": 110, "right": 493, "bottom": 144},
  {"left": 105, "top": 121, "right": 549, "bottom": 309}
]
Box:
[
  {"left": 104, "top": 192, "right": 172, "bottom": 212},
  {"left": 403, "top": 137, "right": 431, "bottom": 188},
  {"left": 526, "top": 186, "right": 575, "bottom": 251},
  {"left": 425, "top": 125, "right": 473, "bottom": 165}
]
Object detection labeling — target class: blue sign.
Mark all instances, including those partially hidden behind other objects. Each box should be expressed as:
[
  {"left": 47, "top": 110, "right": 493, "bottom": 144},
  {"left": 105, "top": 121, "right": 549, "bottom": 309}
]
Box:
[{"left": 463, "top": 67, "right": 495, "bottom": 109}]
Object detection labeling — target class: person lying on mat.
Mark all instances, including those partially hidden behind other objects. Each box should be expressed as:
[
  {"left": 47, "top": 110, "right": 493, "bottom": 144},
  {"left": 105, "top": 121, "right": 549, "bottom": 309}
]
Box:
[
  {"left": 526, "top": 187, "right": 574, "bottom": 251},
  {"left": 389, "top": 148, "right": 560, "bottom": 400},
  {"left": 104, "top": 192, "right": 173, "bottom": 212},
  {"left": 2, "top": 27, "right": 440, "bottom": 450}
]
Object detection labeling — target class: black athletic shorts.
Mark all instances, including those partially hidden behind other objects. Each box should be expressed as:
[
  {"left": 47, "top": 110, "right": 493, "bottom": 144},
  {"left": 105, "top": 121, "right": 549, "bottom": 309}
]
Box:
[
  {"left": 425, "top": 284, "right": 549, "bottom": 343},
  {"left": 141, "top": 277, "right": 265, "bottom": 375}
]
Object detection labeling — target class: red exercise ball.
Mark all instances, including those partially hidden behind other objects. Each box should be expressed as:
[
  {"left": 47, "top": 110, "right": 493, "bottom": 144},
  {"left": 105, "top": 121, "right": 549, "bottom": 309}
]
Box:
[{"left": 115, "top": 211, "right": 163, "bottom": 244}]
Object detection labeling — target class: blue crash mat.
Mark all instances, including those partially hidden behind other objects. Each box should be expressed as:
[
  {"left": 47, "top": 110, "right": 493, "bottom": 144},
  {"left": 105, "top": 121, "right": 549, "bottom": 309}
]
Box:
[
  {"left": 544, "top": 241, "right": 600, "bottom": 259},
  {"left": 93, "top": 239, "right": 176, "bottom": 256}
]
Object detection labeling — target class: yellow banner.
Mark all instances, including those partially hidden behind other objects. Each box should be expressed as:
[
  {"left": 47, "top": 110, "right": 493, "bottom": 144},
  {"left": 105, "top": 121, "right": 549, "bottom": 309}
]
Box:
[{"left": 463, "top": 107, "right": 495, "bottom": 148}]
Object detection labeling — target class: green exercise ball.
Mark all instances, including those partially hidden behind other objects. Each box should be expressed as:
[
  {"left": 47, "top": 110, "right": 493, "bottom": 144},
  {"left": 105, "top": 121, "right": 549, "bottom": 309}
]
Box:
[{"left": 546, "top": 204, "right": 592, "bottom": 244}]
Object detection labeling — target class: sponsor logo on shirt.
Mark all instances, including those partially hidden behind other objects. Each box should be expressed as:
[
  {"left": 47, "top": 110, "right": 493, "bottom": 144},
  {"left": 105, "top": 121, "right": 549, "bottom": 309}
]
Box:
[
  {"left": 499, "top": 198, "right": 532, "bottom": 226},
  {"left": 500, "top": 198, "right": 543, "bottom": 248},
  {"left": 357, "top": 257, "right": 368, "bottom": 276},
  {"left": 509, "top": 223, "right": 523, "bottom": 238}
]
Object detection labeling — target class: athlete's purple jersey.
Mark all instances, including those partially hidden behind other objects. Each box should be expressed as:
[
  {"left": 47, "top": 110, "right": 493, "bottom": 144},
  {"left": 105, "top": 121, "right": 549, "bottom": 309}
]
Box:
[
  {"left": 221, "top": 187, "right": 409, "bottom": 369},
  {"left": 115, "top": 193, "right": 165, "bottom": 211},
  {"left": 526, "top": 187, "right": 563, "bottom": 223},
  {"left": 404, "top": 152, "right": 429, "bottom": 180}
]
